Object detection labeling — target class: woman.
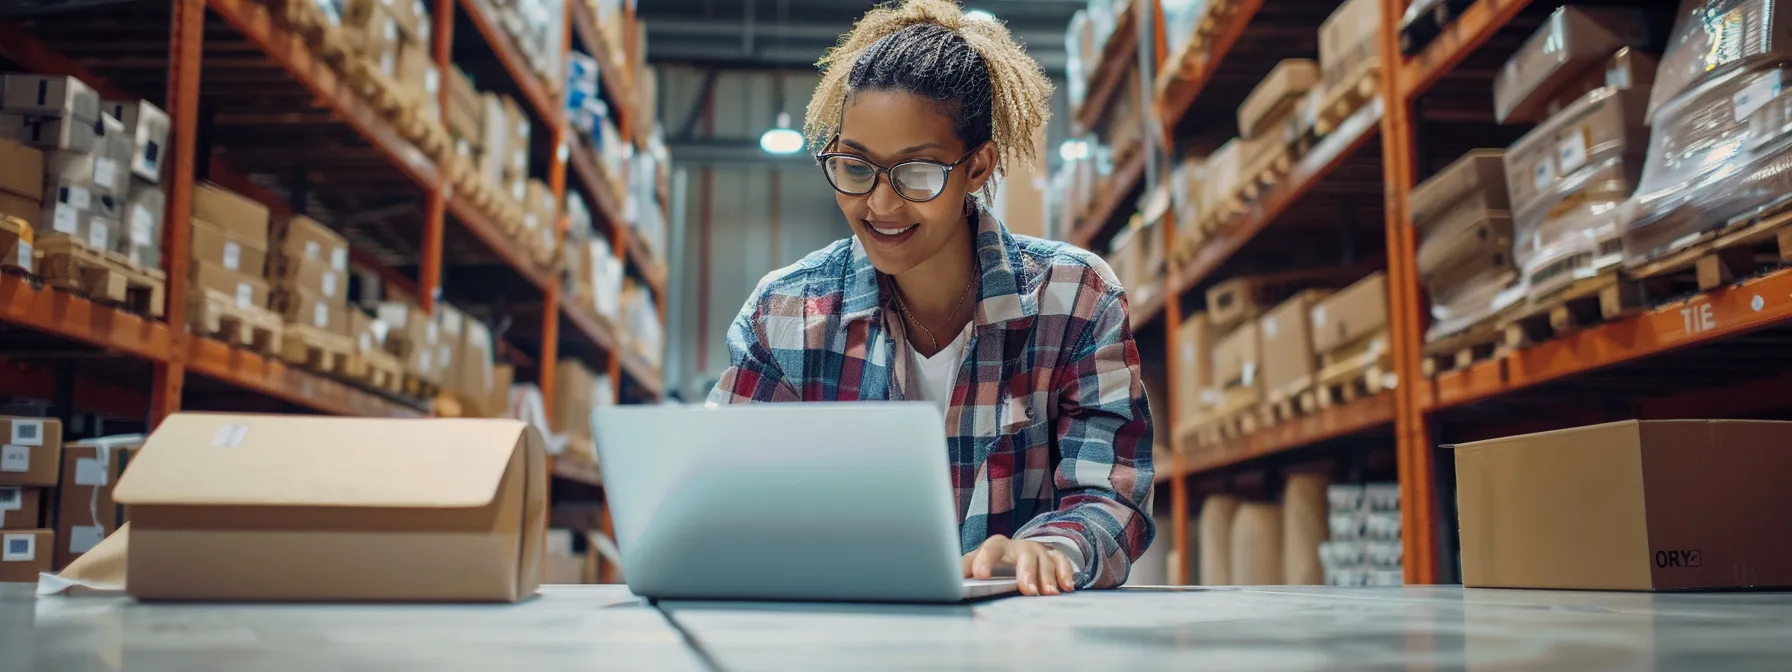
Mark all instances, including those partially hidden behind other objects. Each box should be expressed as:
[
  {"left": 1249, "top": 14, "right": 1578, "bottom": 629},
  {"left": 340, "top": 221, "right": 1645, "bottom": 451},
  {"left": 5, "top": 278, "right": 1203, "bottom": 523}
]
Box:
[{"left": 709, "top": 0, "right": 1154, "bottom": 596}]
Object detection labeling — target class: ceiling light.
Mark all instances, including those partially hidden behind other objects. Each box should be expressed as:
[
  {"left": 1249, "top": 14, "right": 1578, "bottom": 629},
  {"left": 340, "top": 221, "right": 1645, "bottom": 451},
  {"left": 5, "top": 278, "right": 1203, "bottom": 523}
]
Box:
[
  {"left": 1058, "top": 139, "right": 1089, "bottom": 162},
  {"left": 760, "top": 112, "right": 805, "bottom": 155}
]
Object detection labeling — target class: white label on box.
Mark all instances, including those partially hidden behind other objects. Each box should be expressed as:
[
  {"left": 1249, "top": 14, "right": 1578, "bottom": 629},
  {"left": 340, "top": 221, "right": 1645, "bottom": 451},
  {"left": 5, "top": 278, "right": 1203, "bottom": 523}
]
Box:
[
  {"left": 88, "top": 222, "right": 108, "bottom": 250},
  {"left": 1557, "top": 129, "right": 1589, "bottom": 175},
  {"left": 314, "top": 302, "right": 328, "bottom": 329},
  {"left": 212, "top": 424, "right": 249, "bottom": 447},
  {"left": 0, "top": 487, "right": 18, "bottom": 511},
  {"left": 1182, "top": 341, "right": 1195, "bottom": 366},
  {"left": 523, "top": 213, "right": 538, "bottom": 231},
  {"left": 69, "top": 186, "right": 91, "bottom": 210},
  {"left": 9, "top": 420, "right": 43, "bottom": 446},
  {"left": 1263, "top": 316, "right": 1279, "bottom": 340},
  {"left": 419, "top": 350, "right": 432, "bottom": 373},
  {"left": 0, "top": 445, "right": 27, "bottom": 472},
  {"left": 331, "top": 246, "right": 347, "bottom": 272},
  {"left": 69, "top": 525, "right": 104, "bottom": 554},
  {"left": 74, "top": 457, "right": 108, "bottom": 487},
  {"left": 1735, "top": 70, "right": 1782, "bottom": 122},
  {"left": 359, "top": 333, "right": 372, "bottom": 353},
  {"left": 3, "top": 532, "right": 35, "bottom": 562},
  {"left": 235, "top": 282, "right": 252, "bottom": 308},
  {"left": 223, "top": 241, "right": 241, "bottom": 271},
  {"left": 1242, "top": 361, "right": 1257, "bottom": 387},
  {"left": 52, "top": 206, "right": 78, "bottom": 234},
  {"left": 16, "top": 241, "right": 29, "bottom": 272},
  {"left": 304, "top": 240, "right": 321, "bottom": 261},
  {"left": 1312, "top": 306, "right": 1327, "bottom": 328},
  {"left": 426, "top": 321, "right": 439, "bottom": 344},
  {"left": 321, "top": 271, "right": 337, "bottom": 298},
  {"left": 131, "top": 206, "right": 154, "bottom": 245},
  {"left": 94, "top": 157, "right": 118, "bottom": 190},
  {"left": 1531, "top": 159, "right": 1555, "bottom": 191},
  {"left": 371, "top": 320, "right": 390, "bottom": 344}
]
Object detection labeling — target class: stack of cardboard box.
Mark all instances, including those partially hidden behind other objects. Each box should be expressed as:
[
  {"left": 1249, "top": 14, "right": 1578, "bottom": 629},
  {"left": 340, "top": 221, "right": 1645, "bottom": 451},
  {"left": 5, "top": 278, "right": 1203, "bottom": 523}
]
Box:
[
  {"left": 447, "top": 66, "right": 483, "bottom": 171},
  {"left": 552, "top": 359, "right": 601, "bottom": 461},
  {"left": 269, "top": 214, "right": 353, "bottom": 344},
  {"left": 52, "top": 434, "right": 140, "bottom": 570},
  {"left": 1411, "top": 151, "right": 1517, "bottom": 343},
  {"left": 522, "top": 179, "right": 559, "bottom": 269},
  {"left": 189, "top": 183, "right": 275, "bottom": 331},
  {"left": 482, "top": 94, "right": 531, "bottom": 207},
  {"left": 342, "top": 0, "right": 432, "bottom": 96},
  {"left": 1315, "top": 0, "right": 1381, "bottom": 134},
  {"left": 1172, "top": 312, "right": 1215, "bottom": 448},
  {"left": 1257, "top": 289, "right": 1331, "bottom": 414},
  {"left": 1307, "top": 273, "right": 1392, "bottom": 394},
  {"left": 0, "top": 138, "right": 42, "bottom": 273},
  {"left": 104, "top": 100, "right": 170, "bottom": 270},
  {"left": 1237, "top": 60, "right": 1318, "bottom": 195},
  {"left": 1207, "top": 278, "right": 1268, "bottom": 428},
  {"left": 620, "top": 281, "right": 662, "bottom": 368},
  {"left": 0, "top": 416, "right": 61, "bottom": 582},
  {"left": 377, "top": 300, "right": 444, "bottom": 388}
]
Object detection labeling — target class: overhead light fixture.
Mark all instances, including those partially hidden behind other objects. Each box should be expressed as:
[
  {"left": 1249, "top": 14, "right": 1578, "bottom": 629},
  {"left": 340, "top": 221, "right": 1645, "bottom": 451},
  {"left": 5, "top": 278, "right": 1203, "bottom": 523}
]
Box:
[
  {"left": 965, "top": 9, "right": 996, "bottom": 22},
  {"left": 1058, "top": 139, "right": 1089, "bottom": 162},
  {"left": 760, "top": 112, "right": 805, "bottom": 155}
]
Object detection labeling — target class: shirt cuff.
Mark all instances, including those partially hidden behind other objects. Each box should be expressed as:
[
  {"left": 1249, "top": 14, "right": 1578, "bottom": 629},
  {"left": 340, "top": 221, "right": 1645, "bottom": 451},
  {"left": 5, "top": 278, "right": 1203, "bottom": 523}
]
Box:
[{"left": 1022, "top": 535, "right": 1087, "bottom": 577}]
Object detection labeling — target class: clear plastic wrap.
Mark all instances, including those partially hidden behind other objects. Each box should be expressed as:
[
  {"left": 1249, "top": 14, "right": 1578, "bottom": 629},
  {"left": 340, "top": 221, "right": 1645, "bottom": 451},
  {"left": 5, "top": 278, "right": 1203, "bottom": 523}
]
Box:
[
  {"left": 1493, "top": 7, "right": 1654, "bottom": 125},
  {"left": 1626, "top": 62, "right": 1792, "bottom": 262},
  {"left": 1505, "top": 87, "right": 1649, "bottom": 288},
  {"left": 1425, "top": 271, "right": 1524, "bottom": 344},
  {"left": 1647, "top": 0, "right": 1792, "bottom": 123}
]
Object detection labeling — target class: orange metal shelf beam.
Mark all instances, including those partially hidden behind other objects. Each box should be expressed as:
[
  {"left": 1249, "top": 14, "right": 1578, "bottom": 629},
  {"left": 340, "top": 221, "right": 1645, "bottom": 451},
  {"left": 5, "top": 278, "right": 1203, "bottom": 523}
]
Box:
[
  {"left": 1073, "top": 3, "right": 1140, "bottom": 135},
  {"left": 185, "top": 338, "right": 427, "bottom": 417},
  {"left": 445, "top": 197, "right": 554, "bottom": 290},
  {"left": 628, "top": 234, "right": 668, "bottom": 301},
  {"left": 1154, "top": 0, "right": 1264, "bottom": 133},
  {"left": 1067, "top": 151, "right": 1145, "bottom": 250},
  {"left": 569, "top": 141, "right": 627, "bottom": 239},
  {"left": 460, "top": 0, "right": 565, "bottom": 128},
  {"left": 1169, "top": 98, "right": 1384, "bottom": 297},
  {"left": 0, "top": 275, "right": 175, "bottom": 362},
  {"left": 1173, "top": 393, "right": 1397, "bottom": 478},
  {"left": 1396, "top": 0, "right": 1535, "bottom": 102}
]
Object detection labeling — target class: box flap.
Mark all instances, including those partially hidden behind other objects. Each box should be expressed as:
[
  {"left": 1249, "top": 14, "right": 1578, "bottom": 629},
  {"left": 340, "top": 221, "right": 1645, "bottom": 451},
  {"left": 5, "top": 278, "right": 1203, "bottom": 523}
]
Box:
[{"left": 115, "top": 413, "right": 529, "bottom": 509}]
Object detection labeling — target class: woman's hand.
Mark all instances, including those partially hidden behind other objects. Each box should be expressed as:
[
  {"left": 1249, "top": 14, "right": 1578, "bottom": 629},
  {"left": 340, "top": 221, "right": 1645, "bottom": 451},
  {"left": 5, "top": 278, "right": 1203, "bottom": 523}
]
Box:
[{"left": 963, "top": 535, "right": 1076, "bottom": 596}]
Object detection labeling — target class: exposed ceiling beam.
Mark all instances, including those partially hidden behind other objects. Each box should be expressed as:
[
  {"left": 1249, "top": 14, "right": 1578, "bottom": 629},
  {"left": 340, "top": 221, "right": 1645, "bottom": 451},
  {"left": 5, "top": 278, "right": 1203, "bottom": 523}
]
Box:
[{"left": 647, "top": 42, "right": 1068, "bottom": 73}]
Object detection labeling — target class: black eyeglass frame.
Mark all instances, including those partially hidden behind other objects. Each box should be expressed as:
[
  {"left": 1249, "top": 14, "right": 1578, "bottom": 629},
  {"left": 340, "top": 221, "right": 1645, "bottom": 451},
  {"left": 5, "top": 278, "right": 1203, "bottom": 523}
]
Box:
[{"left": 814, "top": 135, "right": 986, "bottom": 203}]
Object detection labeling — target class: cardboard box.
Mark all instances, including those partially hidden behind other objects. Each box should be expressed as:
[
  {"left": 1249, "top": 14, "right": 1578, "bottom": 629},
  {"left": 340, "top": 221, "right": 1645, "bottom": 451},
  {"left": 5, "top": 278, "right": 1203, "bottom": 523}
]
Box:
[
  {"left": 0, "top": 486, "right": 43, "bottom": 530},
  {"left": 501, "top": 96, "right": 530, "bottom": 180},
  {"left": 1309, "top": 272, "right": 1388, "bottom": 355},
  {"left": 1206, "top": 276, "right": 1278, "bottom": 333},
  {"left": 1493, "top": 7, "right": 1654, "bottom": 124},
  {"left": 191, "top": 218, "right": 268, "bottom": 277},
  {"left": 95, "top": 113, "right": 132, "bottom": 197},
  {"left": 273, "top": 214, "right": 349, "bottom": 273},
  {"left": 0, "top": 417, "right": 62, "bottom": 487},
  {"left": 1213, "top": 321, "right": 1260, "bottom": 389},
  {"left": 1174, "top": 312, "right": 1214, "bottom": 424},
  {"left": 435, "top": 304, "right": 466, "bottom": 385},
  {"left": 1417, "top": 204, "right": 1514, "bottom": 280},
  {"left": 1410, "top": 150, "right": 1508, "bottom": 227},
  {"left": 1524, "top": 48, "right": 1660, "bottom": 129},
  {"left": 0, "top": 113, "right": 97, "bottom": 153},
  {"left": 121, "top": 182, "right": 165, "bottom": 269},
  {"left": 459, "top": 317, "right": 496, "bottom": 404},
  {"left": 102, "top": 100, "right": 170, "bottom": 183},
  {"left": 1258, "top": 290, "right": 1329, "bottom": 398},
  {"left": 0, "top": 190, "right": 37, "bottom": 231},
  {"left": 1, "top": 74, "right": 100, "bottom": 120},
  {"left": 1453, "top": 420, "right": 1792, "bottom": 591},
  {"left": 348, "top": 308, "right": 379, "bottom": 354},
  {"left": 552, "top": 359, "right": 598, "bottom": 440},
  {"left": 448, "top": 66, "right": 483, "bottom": 144},
  {"left": 112, "top": 413, "right": 547, "bottom": 602},
  {"left": 380, "top": 0, "right": 427, "bottom": 41},
  {"left": 190, "top": 261, "right": 270, "bottom": 309},
  {"left": 1504, "top": 87, "right": 1649, "bottom": 215},
  {"left": 276, "top": 288, "right": 350, "bottom": 334},
  {"left": 38, "top": 200, "right": 87, "bottom": 242},
  {"left": 0, "top": 529, "right": 52, "bottom": 583},
  {"left": 192, "top": 182, "right": 270, "bottom": 248},
  {"left": 53, "top": 436, "right": 140, "bottom": 569},
  {"left": 479, "top": 94, "right": 510, "bottom": 188},
  {"left": 1318, "top": 0, "right": 1381, "bottom": 84},
  {"left": 1239, "top": 60, "right": 1320, "bottom": 140},
  {"left": 0, "top": 138, "right": 44, "bottom": 200},
  {"left": 345, "top": 0, "right": 403, "bottom": 75},
  {"left": 272, "top": 256, "right": 346, "bottom": 304}
]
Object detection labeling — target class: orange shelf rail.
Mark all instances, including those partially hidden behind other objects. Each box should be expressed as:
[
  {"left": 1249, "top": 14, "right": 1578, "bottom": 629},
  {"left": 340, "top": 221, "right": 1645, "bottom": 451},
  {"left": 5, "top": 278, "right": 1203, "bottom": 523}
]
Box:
[
  {"left": 569, "top": 140, "right": 628, "bottom": 236},
  {"left": 185, "top": 338, "right": 428, "bottom": 418},
  {"left": 445, "top": 195, "right": 555, "bottom": 291},
  {"left": 460, "top": 0, "right": 565, "bottom": 127},
  {"left": 560, "top": 299, "right": 623, "bottom": 354},
  {"left": 1396, "top": 0, "right": 1536, "bottom": 102},
  {"left": 1154, "top": 0, "right": 1263, "bottom": 132},
  {"left": 1074, "top": 4, "right": 1141, "bottom": 135},
  {"left": 0, "top": 275, "right": 175, "bottom": 362},
  {"left": 1067, "top": 151, "right": 1146, "bottom": 249},
  {"left": 1169, "top": 98, "right": 1384, "bottom": 297},
  {"left": 1173, "top": 393, "right": 1396, "bottom": 478}
]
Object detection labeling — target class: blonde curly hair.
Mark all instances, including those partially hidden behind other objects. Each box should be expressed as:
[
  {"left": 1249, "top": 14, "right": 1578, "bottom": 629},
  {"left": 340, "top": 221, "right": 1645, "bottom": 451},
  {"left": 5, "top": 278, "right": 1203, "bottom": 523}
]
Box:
[{"left": 804, "top": 0, "right": 1054, "bottom": 190}]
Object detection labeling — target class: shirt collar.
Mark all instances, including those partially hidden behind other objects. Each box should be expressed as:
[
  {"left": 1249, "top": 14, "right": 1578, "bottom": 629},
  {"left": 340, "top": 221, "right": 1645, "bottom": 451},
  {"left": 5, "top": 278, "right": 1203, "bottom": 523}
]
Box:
[{"left": 842, "top": 207, "right": 1037, "bottom": 326}]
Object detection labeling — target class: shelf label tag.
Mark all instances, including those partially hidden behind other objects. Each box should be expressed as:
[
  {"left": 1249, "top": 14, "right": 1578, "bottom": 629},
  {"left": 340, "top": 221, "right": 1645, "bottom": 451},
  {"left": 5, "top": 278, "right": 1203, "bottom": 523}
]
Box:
[
  {"left": 1735, "top": 70, "right": 1782, "bottom": 122},
  {"left": 223, "top": 241, "right": 241, "bottom": 271},
  {"left": 1531, "top": 158, "right": 1556, "bottom": 191},
  {"left": 1680, "top": 303, "right": 1717, "bottom": 335},
  {"left": 0, "top": 445, "right": 27, "bottom": 472},
  {"left": 10, "top": 419, "right": 44, "bottom": 446},
  {"left": 1263, "top": 316, "right": 1279, "bottom": 340},
  {"left": 304, "top": 240, "right": 321, "bottom": 261},
  {"left": 3, "top": 532, "right": 36, "bottom": 562}
]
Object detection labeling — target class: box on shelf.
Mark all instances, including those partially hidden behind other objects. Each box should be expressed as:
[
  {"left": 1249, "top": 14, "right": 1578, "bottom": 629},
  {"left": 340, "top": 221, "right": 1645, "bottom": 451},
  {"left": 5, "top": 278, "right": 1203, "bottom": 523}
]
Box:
[
  {"left": 113, "top": 413, "right": 547, "bottom": 602},
  {"left": 1318, "top": 0, "right": 1382, "bottom": 89},
  {"left": 1173, "top": 312, "right": 1215, "bottom": 429},
  {"left": 1206, "top": 275, "right": 1280, "bottom": 333},
  {"left": 191, "top": 261, "right": 270, "bottom": 309},
  {"left": 0, "top": 417, "right": 62, "bottom": 487},
  {"left": 434, "top": 304, "right": 467, "bottom": 389},
  {"left": 190, "top": 218, "right": 267, "bottom": 277},
  {"left": 1198, "top": 139, "right": 1243, "bottom": 225},
  {"left": 1410, "top": 150, "right": 1508, "bottom": 227},
  {"left": 102, "top": 100, "right": 169, "bottom": 183},
  {"left": 500, "top": 95, "right": 530, "bottom": 180},
  {"left": 342, "top": 0, "right": 403, "bottom": 76},
  {"left": 0, "top": 113, "right": 95, "bottom": 153},
  {"left": 1648, "top": 0, "right": 1792, "bottom": 123},
  {"left": 1505, "top": 87, "right": 1648, "bottom": 284},
  {"left": 1493, "top": 7, "right": 1655, "bottom": 124},
  {"left": 1239, "top": 60, "right": 1319, "bottom": 140},
  {"left": 457, "top": 317, "right": 497, "bottom": 409},
  {"left": 1, "top": 74, "right": 100, "bottom": 121},
  {"left": 1309, "top": 272, "right": 1388, "bottom": 355},
  {"left": 53, "top": 435, "right": 141, "bottom": 569},
  {"left": 478, "top": 93, "right": 511, "bottom": 191},
  {"left": 447, "top": 66, "right": 483, "bottom": 146},
  {"left": 0, "top": 138, "right": 44, "bottom": 204},
  {"left": 1213, "top": 320, "right": 1261, "bottom": 393},
  {"left": 120, "top": 181, "right": 164, "bottom": 270},
  {"left": 396, "top": 42, "right": 441, "bottom": 117},
  {"left": 192, "top": 182, "right": 270, "bottom": 248},
  {"left": 271, "top": 254, "right": 346, "bottom": 305},
  {"left": 0, "top": 486, "right": 43, "bottom": 530},
  {"left": 1258, "top": 290, "right": 1329, "bottom": 400},
  {"left": 552, "top": 359, "right": 599, "bottom": 456},
  {"left": 377, "top": 301, "right": 441, "bottom": 380},
  {"left": 1454, "top": 420, "right": 1792, "bottom": 591},
  {"left": 0, "top": 529, "right": 53, "bottom": 582},
  {"left": 274, "top": 288, "right": 349, "bottom": 334},
  {"left": 273, "top": 214, "right": 349, "bottom": 273}
]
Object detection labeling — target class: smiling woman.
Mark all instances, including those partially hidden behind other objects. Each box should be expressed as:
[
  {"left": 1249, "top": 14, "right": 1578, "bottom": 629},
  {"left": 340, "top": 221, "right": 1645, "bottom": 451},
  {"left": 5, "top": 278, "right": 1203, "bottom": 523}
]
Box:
[{"left": 707, "top": 0, "right": 1157, "bottom": 598}]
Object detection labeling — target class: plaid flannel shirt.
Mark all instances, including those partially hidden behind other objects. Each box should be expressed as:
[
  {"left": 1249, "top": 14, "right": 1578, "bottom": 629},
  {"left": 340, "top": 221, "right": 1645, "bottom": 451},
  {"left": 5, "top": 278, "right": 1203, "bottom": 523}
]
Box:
[{"left": 708, "top": 210, "right": 1156, "bottom": 589}]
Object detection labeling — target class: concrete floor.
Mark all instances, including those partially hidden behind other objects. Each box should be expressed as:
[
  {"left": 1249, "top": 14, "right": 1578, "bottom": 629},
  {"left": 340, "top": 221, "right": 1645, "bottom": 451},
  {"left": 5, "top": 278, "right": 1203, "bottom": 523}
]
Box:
[{"left": 5, "top": 583, "right": 1791, "bottom": 670}]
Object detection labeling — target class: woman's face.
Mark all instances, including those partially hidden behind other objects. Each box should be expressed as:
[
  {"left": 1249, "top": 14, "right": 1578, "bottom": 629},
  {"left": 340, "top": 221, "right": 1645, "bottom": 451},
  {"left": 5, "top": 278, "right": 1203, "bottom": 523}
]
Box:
[{"left": 830, "top": 90, "right": 996, "bottom": 276}]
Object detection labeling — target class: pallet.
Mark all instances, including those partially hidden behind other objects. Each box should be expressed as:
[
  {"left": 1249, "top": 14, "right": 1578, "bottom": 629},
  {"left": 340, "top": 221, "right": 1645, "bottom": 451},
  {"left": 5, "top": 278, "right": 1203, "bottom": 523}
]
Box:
[
  {"left": 278, "top": 323, "right": 354, "bottom": 375},
  {"left": 403, "top": 373, "right": 442, "bottom": 400},
  {"left": 342, "top": 348, "right": 405, "bottom": 394},
  {"left": 1314, "top": 60, "right": 1379, "bottom": 138},
  {"left": 1238, "top": 145, "right": 1295, "bottom": 203},
  {"left": 1421, "top": 320, "right": 1506, "bottom": 377},
  {"left": 190, "top": 289, "right": 284, "bottom": 354},
  {"left": 1626, "top": 204, "right": 1792, "bottom": 300},
  {"left": 37, "top": 237, "right": 166, "bottom": 318},
  {"left": 1311, "top": 332, "right": 1395, "bottom": 408},
  {"left": 346, "top": 58, "right": 405, "bottom": 119},
  {"left": 1498, "top": 269, "right": 1644, "bottom": 351}
]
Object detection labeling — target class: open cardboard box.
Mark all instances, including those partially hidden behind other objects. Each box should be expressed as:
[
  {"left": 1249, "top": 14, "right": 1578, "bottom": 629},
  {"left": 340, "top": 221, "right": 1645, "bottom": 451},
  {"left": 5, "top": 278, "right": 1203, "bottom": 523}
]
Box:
[{"left": 52, "top": 413, "right": 547, "bottom": 602}]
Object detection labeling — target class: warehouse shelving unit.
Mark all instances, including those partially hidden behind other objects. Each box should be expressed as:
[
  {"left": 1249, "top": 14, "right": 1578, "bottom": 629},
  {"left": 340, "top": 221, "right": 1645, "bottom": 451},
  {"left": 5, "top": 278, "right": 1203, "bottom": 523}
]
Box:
[
  {"left": 1084, "top": 0, "right": 1792, "bottom": 586},
  {"left": 0, "top": 0, "right": 665, "bottom": 486}
]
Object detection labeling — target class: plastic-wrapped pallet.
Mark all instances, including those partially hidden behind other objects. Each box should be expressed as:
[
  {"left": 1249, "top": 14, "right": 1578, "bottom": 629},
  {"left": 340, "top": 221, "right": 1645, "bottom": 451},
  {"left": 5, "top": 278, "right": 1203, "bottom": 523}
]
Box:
[
  {"left": 1411, "top": 150, "right": 1519, "bottom": 341},
  {"left": 1492, "top": 7, "right": 1655, "bottom": 124},
  {"left": 1230, "top": 502, "right": 1283, "bottom": 586},
  {"left": 1627, "top": 0, "right": 1792, "bottom": 263},
  {"left": 1197, "top": 494, "right": 1239, "bottom": 585}
]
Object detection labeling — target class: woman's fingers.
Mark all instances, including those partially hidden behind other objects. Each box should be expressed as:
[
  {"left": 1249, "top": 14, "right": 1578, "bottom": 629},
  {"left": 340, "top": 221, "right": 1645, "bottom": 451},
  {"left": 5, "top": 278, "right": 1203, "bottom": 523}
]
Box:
[
  {"left": 1014, "top": 546, "right": 1039, "bottom": 596},
  {"left": 1036, "top": 549, "right": 1060, "bottom": 596},
  {"left": 1052, "top": 549, "right": 1076, "bottom": 593},
  {"left": 969, "top": 535, "right": 1009, "bottom": 579}
]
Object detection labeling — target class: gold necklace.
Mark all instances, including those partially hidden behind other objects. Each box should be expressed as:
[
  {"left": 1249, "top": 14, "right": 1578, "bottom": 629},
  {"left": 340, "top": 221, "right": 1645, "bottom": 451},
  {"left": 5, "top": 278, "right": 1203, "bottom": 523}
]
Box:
[{"left": 893, "top": 279, "right": 974, "bottom": 352}]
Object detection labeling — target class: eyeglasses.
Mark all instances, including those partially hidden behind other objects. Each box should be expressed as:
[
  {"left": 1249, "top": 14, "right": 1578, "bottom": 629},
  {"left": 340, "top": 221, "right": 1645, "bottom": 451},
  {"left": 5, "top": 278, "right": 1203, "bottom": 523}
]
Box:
[{"left": 816, "top": 136, "right": 983, "bottom": 203}]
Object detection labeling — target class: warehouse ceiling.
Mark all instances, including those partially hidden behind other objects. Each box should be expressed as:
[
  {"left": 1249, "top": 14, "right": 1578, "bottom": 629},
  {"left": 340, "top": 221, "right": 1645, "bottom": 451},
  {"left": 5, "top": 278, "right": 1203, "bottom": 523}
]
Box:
[{"left": 637, "top": 0, "right": 1084, "bottom": 73}]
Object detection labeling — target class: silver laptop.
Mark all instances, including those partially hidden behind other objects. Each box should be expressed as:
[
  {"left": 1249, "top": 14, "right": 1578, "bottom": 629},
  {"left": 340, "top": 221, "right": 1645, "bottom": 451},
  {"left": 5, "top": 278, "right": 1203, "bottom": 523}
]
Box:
[{"left": 591, "top": 402, "right": 1017, "bottom": 603}]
